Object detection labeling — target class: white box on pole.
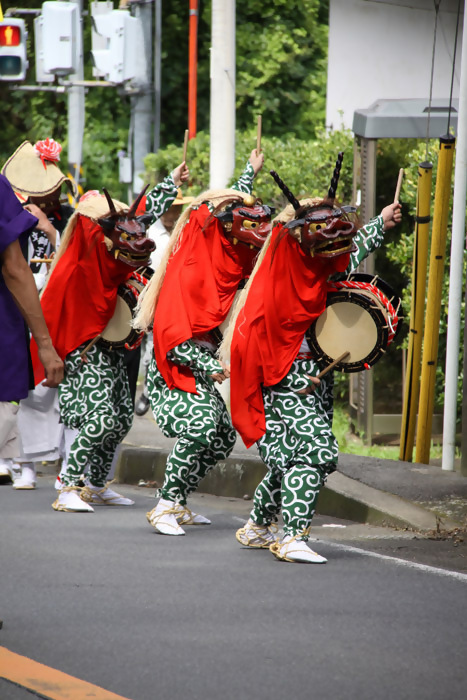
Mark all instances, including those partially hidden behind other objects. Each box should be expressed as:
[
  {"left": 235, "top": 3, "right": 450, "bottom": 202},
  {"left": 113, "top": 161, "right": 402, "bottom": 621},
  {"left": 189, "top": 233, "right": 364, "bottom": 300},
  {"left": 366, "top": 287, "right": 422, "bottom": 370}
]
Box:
[{"left": 38, "top": 2, "right": 81, "bottom": 76}]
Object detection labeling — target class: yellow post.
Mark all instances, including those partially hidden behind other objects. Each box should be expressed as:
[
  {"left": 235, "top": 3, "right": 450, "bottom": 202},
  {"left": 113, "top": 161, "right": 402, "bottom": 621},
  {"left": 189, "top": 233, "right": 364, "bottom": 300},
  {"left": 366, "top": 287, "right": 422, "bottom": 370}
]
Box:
[
  {"left": 399, "top": 162, "right": 433, "bottom": 461},
  {"left": 415, "top": 135, "right": 455, "bottom": 464}
]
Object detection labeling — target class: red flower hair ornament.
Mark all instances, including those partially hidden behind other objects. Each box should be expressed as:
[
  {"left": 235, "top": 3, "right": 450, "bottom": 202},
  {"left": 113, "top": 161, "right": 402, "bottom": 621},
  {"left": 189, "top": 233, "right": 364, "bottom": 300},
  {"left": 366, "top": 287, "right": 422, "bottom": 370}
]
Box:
[{"left": 34, "top": 138, "right": 63, "bottom": 169}]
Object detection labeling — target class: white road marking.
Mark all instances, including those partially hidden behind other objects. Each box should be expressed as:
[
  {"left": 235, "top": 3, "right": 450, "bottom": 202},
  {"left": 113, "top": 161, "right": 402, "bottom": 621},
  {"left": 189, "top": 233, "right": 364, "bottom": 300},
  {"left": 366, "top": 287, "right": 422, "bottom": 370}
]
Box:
[
  {"left": 231, "top": 516, "right": 467, "bottom": 581},
  {"left": 324, "top": 541, "right": 467, "bottom": 582}
]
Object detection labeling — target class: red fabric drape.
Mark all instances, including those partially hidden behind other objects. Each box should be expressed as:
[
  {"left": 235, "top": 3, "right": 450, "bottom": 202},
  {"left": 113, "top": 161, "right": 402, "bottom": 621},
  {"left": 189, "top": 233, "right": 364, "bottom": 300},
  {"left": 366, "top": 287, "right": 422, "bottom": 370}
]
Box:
[
  {"left": 230, "top": 224, "right": 350, "bottom": 447},
  {"left": 30, "top": 215, "right": 135, "bottom": 385},
  {"left": 153, "top": 204, "right": 258, "bottom": 393}
]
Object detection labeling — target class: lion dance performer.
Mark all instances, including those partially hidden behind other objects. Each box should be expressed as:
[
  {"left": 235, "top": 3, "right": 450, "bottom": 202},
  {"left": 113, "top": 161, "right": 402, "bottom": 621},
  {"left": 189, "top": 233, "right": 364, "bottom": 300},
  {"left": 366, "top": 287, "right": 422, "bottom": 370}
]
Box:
[
  {"left": 134, "top": 150, "right": 274, "bottom": 535},
  {"left": 30, "top": 161, "right": 189, "bottom": 512},
  {"left": 221, "top": 154, "right": 402, "bottom": 563}
]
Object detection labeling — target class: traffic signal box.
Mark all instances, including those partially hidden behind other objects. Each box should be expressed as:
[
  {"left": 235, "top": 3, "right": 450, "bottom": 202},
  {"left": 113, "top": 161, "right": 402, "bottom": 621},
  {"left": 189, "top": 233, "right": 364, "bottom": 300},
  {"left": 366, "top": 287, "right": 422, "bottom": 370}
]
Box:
[{"left": 0, "top": 18, "right": 28, "bottom": 81}]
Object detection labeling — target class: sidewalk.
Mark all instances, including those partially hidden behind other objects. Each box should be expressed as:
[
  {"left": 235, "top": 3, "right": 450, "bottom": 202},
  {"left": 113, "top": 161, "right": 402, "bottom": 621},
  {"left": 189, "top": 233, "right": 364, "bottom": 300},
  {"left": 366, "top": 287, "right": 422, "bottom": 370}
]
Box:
[{"left": 115, "top": 411, "right": 467, "bottom": 533}]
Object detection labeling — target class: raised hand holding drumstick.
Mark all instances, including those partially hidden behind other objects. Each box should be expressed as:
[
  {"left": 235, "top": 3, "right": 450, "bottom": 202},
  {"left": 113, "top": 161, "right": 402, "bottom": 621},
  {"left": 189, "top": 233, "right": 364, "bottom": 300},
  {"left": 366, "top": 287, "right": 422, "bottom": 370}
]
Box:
[
  {"left": 380, "top": 168, "right": 404, "bottom": 231},
  {"left": 245, "top": 116, "right": 265, "bottom": 176},
  {"left": 171, "top": 131, "right": 190, "bottom": 187}
]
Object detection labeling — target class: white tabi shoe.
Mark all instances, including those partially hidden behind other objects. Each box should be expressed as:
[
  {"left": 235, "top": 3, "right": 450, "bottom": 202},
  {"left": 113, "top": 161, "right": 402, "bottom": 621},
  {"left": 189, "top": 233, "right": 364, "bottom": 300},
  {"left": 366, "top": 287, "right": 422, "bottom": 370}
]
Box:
[
  {"left": 146, "top": 498, "right": 186, "bottom": 536},
  {"left": 80, "top": 484, "right": 135, "bottom": 506},
  {"left": 173, "top": 502, "right": 211, "bottom": 525},
  {"left": 52, "top": 487, "right": 94, "bottom": 513},
  {"left": 270, "top": 534, "right": 327, "bottom": 564},
  {"left": 236, "top": 518, "right": 278, "bottom": 549},
  {"left": 0, "top": 459, "right": 21, "bottom": 485},
  {"left": 12, "top": 464, "right": 37, "bottom": 490}
]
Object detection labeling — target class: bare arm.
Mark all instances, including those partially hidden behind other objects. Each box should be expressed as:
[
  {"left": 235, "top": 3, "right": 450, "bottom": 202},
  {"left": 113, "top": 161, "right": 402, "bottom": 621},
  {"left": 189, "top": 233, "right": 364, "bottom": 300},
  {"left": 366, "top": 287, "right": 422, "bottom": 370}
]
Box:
[{"left": 1, "top": 239, "right": 64, "bottom": 386}]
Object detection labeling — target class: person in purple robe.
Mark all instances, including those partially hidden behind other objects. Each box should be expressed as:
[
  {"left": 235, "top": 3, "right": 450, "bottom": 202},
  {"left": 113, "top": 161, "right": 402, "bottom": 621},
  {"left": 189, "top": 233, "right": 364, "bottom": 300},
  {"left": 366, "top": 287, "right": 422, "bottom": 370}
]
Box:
[{"left": 0, "top": 173, "right": 63, "bottom": 468}]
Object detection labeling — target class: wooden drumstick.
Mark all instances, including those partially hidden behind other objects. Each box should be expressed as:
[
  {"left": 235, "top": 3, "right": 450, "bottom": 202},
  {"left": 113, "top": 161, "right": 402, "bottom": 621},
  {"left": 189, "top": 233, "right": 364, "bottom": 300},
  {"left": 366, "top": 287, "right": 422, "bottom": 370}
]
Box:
[
  {"left": 183, "top": 129, "right": 189, "bottom": 163},
  {"left": 30, "top": 258, "right": 54, "bottom": 263},
  {"left": 394, "top": 168, "right": 404, "bottom": 203},
  {"left": 80, "top": 334, "right": 102, "bottom": 359},
  {"left": 256, "top": 115, "right": 262, "bottom": 155},
  {"left": 317, "top": 351, "right": 350, "bottom": 379}
]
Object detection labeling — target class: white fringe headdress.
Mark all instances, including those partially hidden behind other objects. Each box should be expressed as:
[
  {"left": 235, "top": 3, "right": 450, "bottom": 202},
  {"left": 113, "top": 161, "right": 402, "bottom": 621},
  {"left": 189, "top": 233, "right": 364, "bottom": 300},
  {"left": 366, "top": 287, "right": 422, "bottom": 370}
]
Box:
[{"left": 133, "top": 188, "right": 259, "bottom": 333}]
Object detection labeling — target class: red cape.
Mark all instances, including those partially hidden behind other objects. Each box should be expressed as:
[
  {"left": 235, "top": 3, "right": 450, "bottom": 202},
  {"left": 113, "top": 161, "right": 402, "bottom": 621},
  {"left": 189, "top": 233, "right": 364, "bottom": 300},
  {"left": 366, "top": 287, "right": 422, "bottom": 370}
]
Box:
[
  {"left": 230, "top": 223, "right": 350, "bottom": 448},
  {"left": 153, "top": 204, "right": 258, "bottom": 393},
  {"left": 31, "top": 214, "right": 135, "bottom": 384}
]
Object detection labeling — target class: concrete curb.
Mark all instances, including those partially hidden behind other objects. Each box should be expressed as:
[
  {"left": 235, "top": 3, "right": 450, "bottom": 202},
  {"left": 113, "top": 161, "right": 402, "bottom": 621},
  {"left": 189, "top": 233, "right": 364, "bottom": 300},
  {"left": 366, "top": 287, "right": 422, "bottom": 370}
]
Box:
[{"left": 115, "top": 446, "right": 461, "bottom": 532}]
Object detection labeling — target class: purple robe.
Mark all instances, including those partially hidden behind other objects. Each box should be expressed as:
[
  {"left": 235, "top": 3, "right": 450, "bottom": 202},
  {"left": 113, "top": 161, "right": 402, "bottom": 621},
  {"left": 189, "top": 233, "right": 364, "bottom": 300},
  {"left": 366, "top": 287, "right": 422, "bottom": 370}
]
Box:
[{"left": 0, "top": 174, "right": 38, "bottom": 400}]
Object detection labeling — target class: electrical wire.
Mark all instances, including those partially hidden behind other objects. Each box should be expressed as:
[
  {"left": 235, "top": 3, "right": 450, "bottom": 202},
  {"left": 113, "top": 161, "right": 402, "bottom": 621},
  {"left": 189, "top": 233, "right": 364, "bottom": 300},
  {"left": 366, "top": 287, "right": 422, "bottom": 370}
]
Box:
[
  {"left": 425, "top": 1, "right": 441, "bottom": 160},
  {"left": 446, "top": 0, "right": 462, "bottom": 134}
]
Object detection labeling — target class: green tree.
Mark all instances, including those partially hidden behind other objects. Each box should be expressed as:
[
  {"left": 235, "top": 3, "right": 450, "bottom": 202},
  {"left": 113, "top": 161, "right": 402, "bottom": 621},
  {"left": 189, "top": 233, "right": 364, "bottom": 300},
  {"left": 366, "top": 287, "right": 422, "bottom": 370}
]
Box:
[
  {"left": 1, "top": 1, "right": 330, "bottom": 197},
  {"left": 160, "top": 0, "right": 329, "bottom": 144}
]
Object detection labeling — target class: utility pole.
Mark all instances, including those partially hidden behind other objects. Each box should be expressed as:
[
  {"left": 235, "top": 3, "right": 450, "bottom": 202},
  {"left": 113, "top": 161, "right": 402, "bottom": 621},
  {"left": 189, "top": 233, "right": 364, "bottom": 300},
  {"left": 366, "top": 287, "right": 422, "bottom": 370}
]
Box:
[
  {"left": 209, "top": 0, "right": 235, "bottom": 189},
  {"left": 131, "top": 0, "right": 153, "bottom": 196},
  {"left": 153, "top": 0, "right": 161, "bottom": 153},
  {"left": 443, "top": 2, "right": 467, "bottom": 474},
  {"left": 67, "top": 0, "right": 84, "bottom": 193}
]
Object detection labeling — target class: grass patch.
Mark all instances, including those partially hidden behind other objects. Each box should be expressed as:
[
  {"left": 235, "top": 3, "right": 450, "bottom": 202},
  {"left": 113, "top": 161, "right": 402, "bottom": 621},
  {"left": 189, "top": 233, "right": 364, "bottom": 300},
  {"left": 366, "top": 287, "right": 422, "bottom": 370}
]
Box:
[{"left": 332, "top": 403, "right": 444, "bottom": 461}]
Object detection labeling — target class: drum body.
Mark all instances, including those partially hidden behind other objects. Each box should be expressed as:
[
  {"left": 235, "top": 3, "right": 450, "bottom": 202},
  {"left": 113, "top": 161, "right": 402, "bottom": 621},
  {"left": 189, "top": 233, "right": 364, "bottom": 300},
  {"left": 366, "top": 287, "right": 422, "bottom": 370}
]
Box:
[
  {"left": 306, "top": 273, "right": 402, "bottom": 373},
  {"left": 98, "top": 272, "right": 150, "bottom": 351}
]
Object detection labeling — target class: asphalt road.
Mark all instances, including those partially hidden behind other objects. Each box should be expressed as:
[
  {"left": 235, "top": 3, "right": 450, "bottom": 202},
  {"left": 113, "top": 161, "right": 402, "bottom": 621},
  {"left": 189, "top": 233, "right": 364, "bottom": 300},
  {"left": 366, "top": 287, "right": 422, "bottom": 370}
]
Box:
[{"left": 1, "top": 479, "right": 466, "bottom": 700}]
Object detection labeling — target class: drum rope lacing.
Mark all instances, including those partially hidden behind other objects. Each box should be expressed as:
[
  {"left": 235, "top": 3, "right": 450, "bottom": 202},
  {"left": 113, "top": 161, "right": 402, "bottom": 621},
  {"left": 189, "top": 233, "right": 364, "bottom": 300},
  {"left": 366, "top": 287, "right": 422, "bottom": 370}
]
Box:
[{"left": 329, "top": 278, "right": 401, "bottom": 344}]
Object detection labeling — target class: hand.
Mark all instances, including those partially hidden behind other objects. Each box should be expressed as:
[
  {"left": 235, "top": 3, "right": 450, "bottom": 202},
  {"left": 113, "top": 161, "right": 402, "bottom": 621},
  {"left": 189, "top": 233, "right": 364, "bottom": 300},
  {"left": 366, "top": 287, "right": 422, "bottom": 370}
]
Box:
[
  {"left": 381, "top": 202, "right": 402, "bottom": 231},
  {"left": 249, "top": 149, "right": 264, "bottom": 176},
  {"left": 210, "top": 371, "right": 229, "bottom": 384},
  {"left": 172, "top": 161, "right": 190, "bottom": 187},
  {"left": 296, "top": 375, "right": 320, "bottom": 395},
  {"left": 38, "top": 343, "right": 64, "bottom": 387},
  {"left": 24, "top": 204, "right": 57, "bottom": 246}
]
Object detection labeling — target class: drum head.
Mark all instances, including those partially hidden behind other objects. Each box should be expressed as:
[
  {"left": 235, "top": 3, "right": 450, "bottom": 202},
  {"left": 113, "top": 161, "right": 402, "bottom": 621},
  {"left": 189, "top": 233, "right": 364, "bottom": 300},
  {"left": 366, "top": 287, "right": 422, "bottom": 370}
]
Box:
[
  {"left": 307, "top": 291, "right": 389, "bottom": 373},
  {"left": 99, "top": 284, "right": 138, "bottom": 350},
  {"left": 100, "top": 296, "right": 133, "bottom": 345}
]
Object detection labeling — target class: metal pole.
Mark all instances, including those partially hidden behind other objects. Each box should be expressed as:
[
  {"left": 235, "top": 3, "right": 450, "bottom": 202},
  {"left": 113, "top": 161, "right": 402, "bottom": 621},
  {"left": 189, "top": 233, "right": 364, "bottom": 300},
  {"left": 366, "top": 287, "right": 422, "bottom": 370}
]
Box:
[
  {"left": 132, "top": 2, "right": 153, "bottom": 196},
  {"left": 153, "top": 0, "right": 161, "bottom": 152},
  {"left": 67, "top": 0, "right": 84, "bottom": 194},
  {"left": 416, "top": 134, "right": 456, "bottom": 464},
  {"left": 357, "top": 137, "right": 377, "bottom": 444},
  {"left": 209, "top": 0, "right": 235, "bottom": 189},
  {"left": 462, "top": 280, "right": 467, "bottom": 476},
  {"left": 442, "top": 2, "right": 467, "bottom": 473}
]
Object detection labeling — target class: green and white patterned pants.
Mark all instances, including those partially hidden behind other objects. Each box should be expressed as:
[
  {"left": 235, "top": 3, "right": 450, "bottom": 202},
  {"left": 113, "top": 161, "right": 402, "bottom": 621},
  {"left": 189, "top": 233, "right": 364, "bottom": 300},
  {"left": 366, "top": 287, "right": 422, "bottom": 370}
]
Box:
[
  {"left": 250, "top": 357, "right": 337, "bottom": 540},
  {"left": 58, "top": 344, "right": 133, "bottom": 488},
  {"left": 147, "top": 354, "right": 236, "bottom": 505}
]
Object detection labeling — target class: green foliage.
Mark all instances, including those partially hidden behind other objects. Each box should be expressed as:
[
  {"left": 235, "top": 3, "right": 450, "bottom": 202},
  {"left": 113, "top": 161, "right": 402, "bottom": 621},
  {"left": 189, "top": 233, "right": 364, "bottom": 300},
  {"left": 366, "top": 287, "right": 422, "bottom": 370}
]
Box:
[
  {"left": 160, "top": 0, "right": 329, "bottom": 144},
  {"left": 234, "top": 0, "right": 329, "bottom": 138},
  {"left": 0, "top": 0, "right": 330, "bottom": 196},
  {"left": 332, "top": 403, "right": 444, "bottom": 459},
  {"left": 144, "top": 125, "right": 354, "bottom": 208}
]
